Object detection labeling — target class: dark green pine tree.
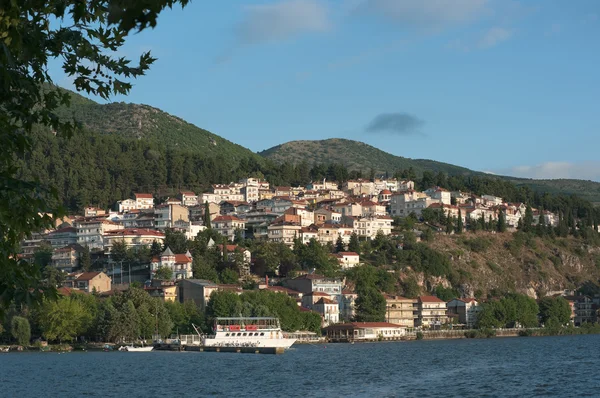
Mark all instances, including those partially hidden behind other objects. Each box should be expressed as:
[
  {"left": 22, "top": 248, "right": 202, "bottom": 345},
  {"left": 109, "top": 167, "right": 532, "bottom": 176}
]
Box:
[
  {"left": 335, "top": 235, "right": 345, "bottom": 253},
  {"left": 348, "top": 232, "right": 360, "bottom": 254},
  {"left": 446, "top": 214, "right": 454, "bottom": 234},
  {"left": 523, "top": 205, "right": 534, "bottom": 232},
  {"left": 456, "top": 209, "right": 463, "bottom": 234},
  {"left": 150, "top": 240, "right": 163, "bottom": 257},
  {"left": 497, "top": 211, "right": 507, "bottom": 233},
  {"left": 203, "top": 201, "right": 212, "bottom": 229},
  {"left": 80, "top": 245, "right": 92, "bottom": 272},
  {"left": 537, "top": 207, "right": 546, "bottom": 236}
]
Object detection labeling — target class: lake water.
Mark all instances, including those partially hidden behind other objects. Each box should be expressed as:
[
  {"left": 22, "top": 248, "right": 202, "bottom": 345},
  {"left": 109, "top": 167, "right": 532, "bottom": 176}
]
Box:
[{"left": 1, "top": 335, "right": 600, "bottom": 397}]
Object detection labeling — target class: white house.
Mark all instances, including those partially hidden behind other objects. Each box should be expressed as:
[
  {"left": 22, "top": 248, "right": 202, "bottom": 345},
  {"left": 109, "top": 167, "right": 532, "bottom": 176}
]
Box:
[
  {"left": 134, "top": 193, "right": 154, "bottom": 210},
  {"left": 151, "top": 247, "right": 193, "bottom": 280},
  {"left": 334, "top": 252, "right": 360, "bottom": 269},
  {"left": 213, "top": 215, "right": 246, "bottom": 241},
  {"left": 313, "top": 297, "right": 340, "bottom": 327}
]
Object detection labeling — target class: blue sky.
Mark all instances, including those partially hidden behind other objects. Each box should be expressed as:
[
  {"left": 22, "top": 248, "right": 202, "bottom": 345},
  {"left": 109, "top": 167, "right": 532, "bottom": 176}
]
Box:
[{"left": 52, "top": 0, "right": 600, "bottom": 181}]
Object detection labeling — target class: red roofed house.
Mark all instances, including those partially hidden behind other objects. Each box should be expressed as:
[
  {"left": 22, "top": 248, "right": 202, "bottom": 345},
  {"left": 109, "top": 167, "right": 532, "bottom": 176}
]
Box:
[
  {"left": 213, "top": 215, "right": 246, "bottom": 241},
  {"left": 180, "top": 191, "right": 198, "bottom": 207},
  {"left": 151, "top": 247, "right": 193, "bottom": 280},
  {"left": 416, "top": 296, "right": 448, "bottom": 329},
  {"left": 301, "top": 291, "right": 333, "bottom": 309},
  {"left": 134, "top": 193, "right": 154, "bottom": 210},
  {"left": 104, "top": 228, "right": 165, "bottom": 259},
  {"left": 323, "top": 322, "right": 406, "bottom": 342},
  {"left": 333, "top": 252, "right": 360, "bottom": 269},
  {"left": 447, "top": 298, "right": 481, "bottom": 328},
  {"left": 216, "top": 244, "right": 251, "bottom": 276},
  {"left": 63, "top": 271, "right": 112, "bottom": 293},
  {"left": 313, "top": 297, "right": 340, "bottom": 326}
]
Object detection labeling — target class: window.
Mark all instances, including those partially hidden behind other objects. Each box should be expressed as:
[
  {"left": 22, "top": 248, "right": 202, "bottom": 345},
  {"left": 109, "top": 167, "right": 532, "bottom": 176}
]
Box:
[{"left": 243, "top": 333, "right": 247, "bottom": 336}]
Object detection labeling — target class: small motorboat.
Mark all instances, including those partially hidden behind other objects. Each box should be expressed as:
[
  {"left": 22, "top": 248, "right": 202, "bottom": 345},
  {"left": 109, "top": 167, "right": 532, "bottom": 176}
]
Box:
[{"left": 119, "top": 345, "right": 153, "bottom": 352}]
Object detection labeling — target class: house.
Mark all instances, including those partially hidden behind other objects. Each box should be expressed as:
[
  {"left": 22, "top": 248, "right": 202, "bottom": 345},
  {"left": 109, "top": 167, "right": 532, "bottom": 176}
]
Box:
[
  {"left": 155, "top": 203, "right": 189, "bottom": 230},
  {"left": 343, "top": 180, "right": 375, "bottom": 196},
  {"left": 378, "top": 189, "right": 392, "bottom": 203},
  {"left": 103, "top": 228, "right": 165, "bottom": 258},
  {"left": 313, "top": 297, "right": 339, "bottom": 326},
  {"left": 145, "top": 280, "right": 178, "bottom": 302},
  {"left": 301, "top": 291, "right": 333, "bottom": 309},
  {"left": 564, "top": 296, "right": 597, "bottom": 326},
  {"left": 424, "top": 187, "right": 451, "bottom": 206},
  {"left": 389, "top": 191, "right": 432, "bottom": 218},
  {"left": 339, "top": 290, "right": 357, "bottom": 321},
  {"left": 385, "top": 295, "right": 416, "bottom": 328},
  {"left": 285, "top": 274, "right": 343, "bottom": 297},
  {"left": 334, "top": 252, "right": 360, "bottom": 269},
  {"left": 216, "top": 244, "right": 251, "bottom": 276},
  {"left": 74, "top": 219, "right": 123, "bottom": 250},
  {"left": 84, "top": 207, "right": 106, "bottom": 218},
  {"left": 267, "top": 220, "right": 301, "bottom": 246},
  {"left": 117, "top": 198, "right": 137, "bottom": 213},
  {"left": 219, "top": 200, "right": 251, "bottom": 215},
  {"left": 180, "top": 191, "right": 198, "bottom": 207},
  {"left": 241, "top": 209, "right": 279, "bottom": 240},
  {"left": 213, "top": 215, "right": 246, "bottom": 241},
  {"left": 189, "top": 202, "right": 221, "bottom": 222},
  {"left": 261, "top": 285, "right": 303, "bottom": 301},
  {"left": 323, "top": 322, "right": 406, "bottom": 342},
  {"left": 150, "top": 247, "right": 193, "bottom": 280},
  {"left": 46, "top": 226, "right": 78, "bottom": 248},
  {"left": 178, "top": 279, "right": 242, "bottom": 310},
  {"left": 134, "top": 193, "right": 154, "bottom": 210},
  {"left": 173, "top": 219, "right": 206, "bottom": 240},
  {"left": 446, "top": 298, "right": 481, "bottom": 328},
  {"left": 63, "top": 271, "right": 112, "bottom": 293},
  {"left": 415, "top": 296, "right": 448, "bottom": 329},
  {"left": 51, "top": 244, "right": 85, "bottom": 272},
  {"left": 350, "top": 216, "right": 393, "bottom": 239},
  {"left": 300, "top": 226, "right": 319, "bottom": 244},
  {"left": 314, "top": 208, "right": 342, "bottom": 225}
]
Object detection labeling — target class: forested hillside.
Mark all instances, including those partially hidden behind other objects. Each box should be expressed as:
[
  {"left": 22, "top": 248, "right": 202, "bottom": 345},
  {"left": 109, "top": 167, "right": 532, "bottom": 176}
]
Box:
[{"left": 260, "top": 139, "right": 600, "bottom": 204}]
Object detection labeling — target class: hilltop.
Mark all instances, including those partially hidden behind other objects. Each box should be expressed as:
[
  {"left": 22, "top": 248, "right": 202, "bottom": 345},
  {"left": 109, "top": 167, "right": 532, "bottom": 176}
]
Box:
[
  {"left": 260, "top": 139, "right": 600, "bottom": 204},
  {"left": 54, "top": 88, "right": 261, "bottom": 162}
]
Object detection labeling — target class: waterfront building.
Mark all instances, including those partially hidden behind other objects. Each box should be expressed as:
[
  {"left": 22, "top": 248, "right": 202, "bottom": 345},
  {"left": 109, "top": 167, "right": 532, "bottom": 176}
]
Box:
[
  {"left": 313, "top": 297, "right": 339, "bottom": 327},
  {"left": 323, "top": 322, "right": 406, "bottom": 342},
  {"left": 385, "top": 295, "right": 416, "bottom": 328},
  {"left": 446, "top": 298, "right": 481, "bottom": 328},
  {"left": 415, "top": 296, "right": 448, "bottom": 329}
]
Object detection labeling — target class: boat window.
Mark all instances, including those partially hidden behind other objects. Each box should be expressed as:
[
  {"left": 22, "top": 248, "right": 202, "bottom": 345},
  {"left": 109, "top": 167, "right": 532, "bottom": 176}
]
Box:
[
  {"left": 260, "top": 332, "right": 264, "bottom": 336},
  {"left": 243, "top": 333, "right": 247, "bottom": 336},
  {"left": 237, "top": 333, "right": 241, "bottom": 336},
  {"left": 225, "top": 333, "right": 229, "bottom": 336}
]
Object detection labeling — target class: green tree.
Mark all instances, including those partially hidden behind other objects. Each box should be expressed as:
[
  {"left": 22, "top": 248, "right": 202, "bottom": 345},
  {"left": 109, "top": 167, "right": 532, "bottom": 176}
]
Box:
[
  {"left": 539, "top": 296, "right": 572, "bottom": 326},
  {"left": 446, "top": 215, "right": 454, "bottom": 234},
  {"left": 11, "top": 316, "right": 31, "bottom": 346},
  {"left": 348, "top": 232, "right": 360, "bottom": 254},
  {"left": 205, "top": 291, "right": 242, "bottom": 319},
  {"left": 150, "top": 240, "right": 163, "bottom": 257},
  {"left": 80, "top": 246, "right": 92, "bottom": 271},
  {"left": 154, "top": 266, "right": 173, "bottom": 281},
  {"left": 203, "top": 201, "right": 212, "bottom": 229},
  {"left": 39, "top": 297, "right": 87, "bottom": 342},
  {"left": 497, "top": 210, "right": 507, "bottom": 233},
  {"left": 352, "top": 265, "right": 386, "bottom": 322},
  {"left": 401, "top": 277, "right": 420, "bottom": 298},
  {"left": 43, "top": 266, "right": 66, "bottom": 288},
  {"left": 111, "top": 239, "right": 128, "bottom": 263},
  {"left": 192, "top": 256, "right": 220, "bottom": 282},
  {"left": 456, "top": 210, "right": 464, "bottom": 234},
  {"left": 164, "top": 230, "right": 188, "bottom": 254},
  {"left": 34, "top": 242, "right": 54, "bottom": 268},
  {"left": 220, "top": 268, "right": 239, "bottom": 284},
  {"left": 0, "top": 0, "right": 188, "bottom": 316},
  {"left": 335, "top": 235, "right": 345, "bottom": 253},
  {"left": 523, "top": 205, "right": 534, "bottom": 233}
]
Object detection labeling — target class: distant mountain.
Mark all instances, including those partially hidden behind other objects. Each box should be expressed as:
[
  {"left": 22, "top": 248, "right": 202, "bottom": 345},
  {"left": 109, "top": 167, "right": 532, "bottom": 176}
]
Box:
[
  {"left": 55, "top": 88, "right": 260, "bottom": 162},
  {"left": 259, "top": 138, "right": 600, "bottom": 204}
]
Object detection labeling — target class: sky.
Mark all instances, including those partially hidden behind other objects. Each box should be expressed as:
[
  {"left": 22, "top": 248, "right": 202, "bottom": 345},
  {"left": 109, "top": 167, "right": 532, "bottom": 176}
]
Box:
[{"left": 51, "top": 0, "right": 600, "bottom": 181}]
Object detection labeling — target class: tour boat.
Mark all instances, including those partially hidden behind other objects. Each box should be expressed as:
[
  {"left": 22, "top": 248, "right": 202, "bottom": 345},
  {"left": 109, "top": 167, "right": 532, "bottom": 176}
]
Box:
[
  {"left": 119, "top": 345, "right": 154, "bottom": 352},
  {"left": 197, "top": 317, "right": 296, "bottom": 349}
]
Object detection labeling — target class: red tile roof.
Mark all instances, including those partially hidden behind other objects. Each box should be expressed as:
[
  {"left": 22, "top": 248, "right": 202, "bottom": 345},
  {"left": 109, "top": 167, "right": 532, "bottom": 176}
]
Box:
[
  {"left": 134, "top": 193, "right": 153, "bottom": 199},
  {"left": 174, "top": 254, "right": 192, "bottom": 264},
  {"left": 75, "top": 272, "right": 102, "bottom": 281},
  {"left": 213, "top": 215, "right": 244, "bottom": 222},
  {"left": 337, "top": 252, "right": 359, "bottom": 256},
  {"left": 105, "top": 228, "right": 165, "bottom": 237},
  {"left": 419, "top": 295, "right": 446, "bottom": 303}
]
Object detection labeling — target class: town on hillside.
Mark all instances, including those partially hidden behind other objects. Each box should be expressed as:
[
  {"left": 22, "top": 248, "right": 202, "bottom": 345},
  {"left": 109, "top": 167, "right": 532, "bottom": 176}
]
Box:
[{"left": 19, "top": 176, "right": 600, "bottom": 337}]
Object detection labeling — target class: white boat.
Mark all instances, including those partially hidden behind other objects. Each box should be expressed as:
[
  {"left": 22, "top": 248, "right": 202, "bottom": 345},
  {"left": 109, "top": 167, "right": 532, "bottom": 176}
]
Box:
[
  {"left": 198, "top": 317, "right": 296, "bottom": 349},
  {"left": 119, "top": 345, "right": 154, "bottom": 352}
]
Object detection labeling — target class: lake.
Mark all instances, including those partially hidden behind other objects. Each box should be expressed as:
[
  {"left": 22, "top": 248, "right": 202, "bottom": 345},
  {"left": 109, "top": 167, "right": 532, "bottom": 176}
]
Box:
[{"left": 1, "top": 335, "right": 600, "bottom": 397}]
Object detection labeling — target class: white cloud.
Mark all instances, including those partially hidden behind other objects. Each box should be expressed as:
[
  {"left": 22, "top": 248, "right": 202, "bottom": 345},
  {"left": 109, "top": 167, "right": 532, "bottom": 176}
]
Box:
[
  {"left": 478, "top": 26, "right": 513, "bottom": 48},
  {"left": 497, "top": 161, "right": 600, "bottom": 182},
  {"left": 356, "top": 0, "right": 489, "bottom": 30},
  {"left": 236, "top": 0, "right": 331, "bottom": 44}
]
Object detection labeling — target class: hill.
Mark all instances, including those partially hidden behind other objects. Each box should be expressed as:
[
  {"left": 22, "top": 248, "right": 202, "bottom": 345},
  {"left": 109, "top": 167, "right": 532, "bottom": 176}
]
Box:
[
  {"left": 54, "top": 89, "right": 260, "bottom": 162},
  {"left": 259, "top": 139, "right": 600, "bottom": 203}
]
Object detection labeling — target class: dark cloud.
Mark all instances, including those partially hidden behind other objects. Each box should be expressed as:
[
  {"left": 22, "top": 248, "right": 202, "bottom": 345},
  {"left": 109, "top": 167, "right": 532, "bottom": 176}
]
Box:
[{"left": 365, "top": 112, "right": 424, "bottom": 135}]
